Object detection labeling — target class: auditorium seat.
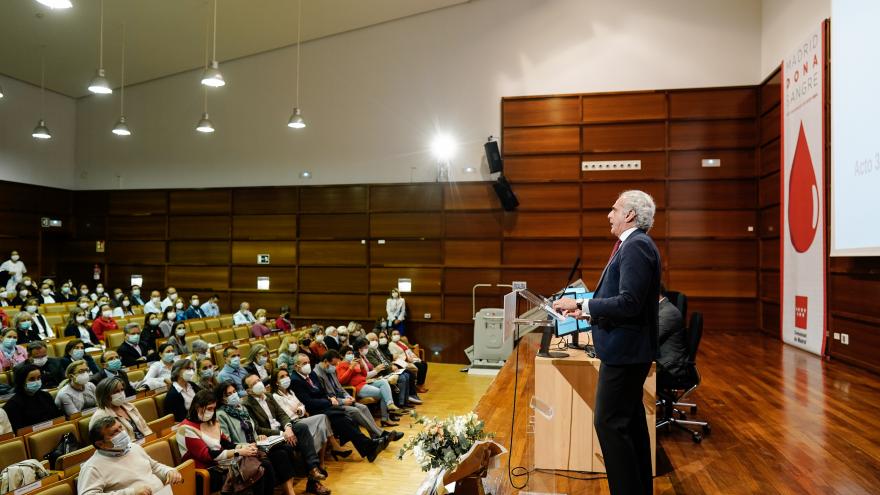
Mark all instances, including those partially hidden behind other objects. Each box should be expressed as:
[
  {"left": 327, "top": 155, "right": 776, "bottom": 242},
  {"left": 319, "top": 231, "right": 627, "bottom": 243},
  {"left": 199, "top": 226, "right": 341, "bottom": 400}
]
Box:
[
  {"left": 43, "top": 303, "right": 67, "bottom": 314},
  {"left": 216, "top": 328, "right": 234, "bottom": 342},
  {"left": 144, "top": 436, "right": 176, "bottom": 467},
  {"left": 52, "top": 339, "right": 73, "bottom": 358},
  {"left": 219, "top": 316, "right": 233, "bottom": 327},
  {"left": 153, "top": 393, "right": 167, "bottom": 418},
  {"left": 133, "top": 397, "right": 159, "bottom": 423},
  {"left": 26, "top": 422, "right": 80, "bottom": 462},
  {"left": 264, "top": 335, "right": 280, "bottom": 351},
  {"left": 106, "top": 331, "right": 125, "bottom": 348},
  {"left": 77, "top": 416, "right": 92, "bottom": 444},
  {"left": 200, "top": 331, "right": 220, "bottom": 345},
  {"left": 187, "top": 320, "right": 206, "bottom": 333},
  {"left": 127, "top": 368, "right": 145, "bottom": 384},
  {"left": 56, "top": 445, "right": 94, "bottom": 474},
  {"left": 45, "top": 314, "right": 64, "bottom": 328},
  {"left": 174, "top": 459, "right": 203, "bottom": 495},
  {"left": 233, "top": 326, "right": 250, "bottom": 341},
  {"left": 31, "top": 480, "right": 74, "bottom": 495},
  {"left": 204, "top": 318, "right": 221, "bottom": 330},
  {"left": 0, "top": 437, "right": 28, "bottom": 468}
]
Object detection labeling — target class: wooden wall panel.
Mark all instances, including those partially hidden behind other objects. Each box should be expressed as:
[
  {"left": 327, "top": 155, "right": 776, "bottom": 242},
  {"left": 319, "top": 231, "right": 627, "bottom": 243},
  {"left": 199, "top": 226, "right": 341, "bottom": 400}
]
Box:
[
  {"left": 759, "top": 172, "right": 780, "bottom": 208},
  {"left": 668, "top": 180, "right": 756, "bottom": 210},
  {"left": 108, "top": 216, "right": 166, "bottom": 240},
  {"left": 667, "top": 210, "right": 756, "bottom": 238},
  {"left": 503, "top": 97, "right": 580, "bottom": 126},
  {"left": 299, "top": 241, "right": 366, "bottom": 266},
  {"left": 169, "top": 216, "right": 229, "bottom": 240},
  {"left": 370, "top": 295, "right": 441, "bottom": 321},
  {"left": 582, "top": 123, "right": 665, "bottom": 152},
  {"left": 231, "top": 241, "right": 296, "bottom": 266},
  {"left": 169, "top": 241, "right": 228, "bottom": 265},
  {"left": 760, "top": 271, "right": 780, "bottom": 302},
  {"left": 232, "top": 215, "right": 296, "bottom": 240},
  {"left": 107, "top": 241, "right": 166, "bottom": 264},
  {"left": 299, "top": 186, "right": 368, "bottom": 213},
  {"left": 759, "top": 206, "right": 780, "bottom": 238},
  {"left": 167, "top": 266, "right": 228, "bottom": 289},
  {"left": 370, "top": 184, "right": 442, "bottom": 212},
  {"left": 370, "top": 213, "right": 443, "bottom": 238},
  {"left": 169, "top": 190, "right": 231, "bottom": 214},
  {"left": 445, "top": 212, "right": 503, "bottom": 238},
  {"left": 108, "top": 265, "right": 165, "bottom": 292},
  {"left": 828, "top": 316, "right": 880, "bottom": 374},
  {"left": 444, "top": 295, "right": 499, "bottom": 321},
  {"left": 231, "top": 292, "right": 296, "bottom": 314},
  {"left": 503, "top": 212, "right": 580, "bottom": 238},
  {"left": 581, "top": 181, "right": 666, "bottom": 209},
  {"left": 688, "top": 298, "right": 757, "bottom": 331},
  {"left": 760, "top": 106, "right": 781, "bottom": 145},
  {"left": 503, "top": 126, "right": 580, "bottom": 154},
  {"left": 511, "top": 183, "right": 580, "bottom": 210},
  {"left": 667, "top": 240, "right": 757, "bottom": 269},
  {"left": 668, "top": 150, "right": 757, "bottom": 180},
  {"left": 299, "top": 267, "right": 368, "bottom": 293},
  {"left": 57, "top": 241, "right": 104, "bottom": 263},
  {"left": 233, "top": 187, "right": 298, "bottom": 214},
  {"left": 581, "top": 152, "right": 666, "bottom": 181},
  {"left": 581, "top": 93, "right": 666, "bottom": 123},
  {"left": 444, "top": 269, "right": 501, "bottom": 295},
  {"left": 669, "top": 88, "right": 757, "bottom": 119},
  {"left": 760, "top": 239, "right": 780, "bottom": 270},
  {"left": 582, "top": 211, "right": 667, "bottom": 239},
  {"left": 444, "top": 183, "right": 499, "bottom": 211},
  {"left": 668, "top": 270, "right": 756, "bottom": 297},
  {"left": 108, "top": 191, "right": 166, "bottom": 215},
  {"left": 444, "top": 240, "right": 500, "bottom": 267},
  {"left": 371, "top": 240, "right": 442, "bottom": 265},
  {"left": 503, "top": 240, "right": 579, "bottom": 266},
  {"left": 299, "top": 214, "right": 368, "bottom": 239},
  {"left": 830, "top": 274, "right": 880, "bottom": 320},
  {"left": 370, "top": 268, "right": 442, "bottom": 294},
  {"left": 231, "top": 267, "right": 297, "bottom": 291},
  {"left": 503, "top": 155, "right": 581, "bottom": 182},
  {"left": 669, "top": 120, "right": 757, "bottom": 150},
  {"left": 75, "top": 215, "right": 107, "bottom": 240},
  {"left": 299, "top": 294, "right": 367, "bottom": 317},
  {"left": 760, "top": 70, "right": 782, "bottom": 113},
  {"left": 760, "top": 139, "right": 781, "bottom": 176},
  {"left": 500, "top": 269, "right": 575, "bottom": 296}
]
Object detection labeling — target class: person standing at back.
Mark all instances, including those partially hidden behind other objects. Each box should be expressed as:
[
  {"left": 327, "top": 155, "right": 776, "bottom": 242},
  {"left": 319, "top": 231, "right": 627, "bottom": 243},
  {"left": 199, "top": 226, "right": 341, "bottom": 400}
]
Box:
[{"left": 553, "top": 190, "right": 661, "bottom": 495}]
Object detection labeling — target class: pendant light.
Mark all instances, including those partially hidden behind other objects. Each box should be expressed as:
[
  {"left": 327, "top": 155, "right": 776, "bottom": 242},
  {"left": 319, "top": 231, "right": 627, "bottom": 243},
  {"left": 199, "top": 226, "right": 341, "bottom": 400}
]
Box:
[
  {"left": 201, "top": 0, "right": 225, "bottom": 87},
  {"left": 0, "top": 83, "right": 5, "bottom": 99},
  {"left": 112, "top": 23, "right": 130, "bottom": 136},
  {"left": 88, "top": 0, "right": 112, "bottom": 94},
  {"left": 32, "top": 50, "right": 51, "bottom": 140},
  {"left": 35, "top": 0, "right": 72, "bottom": 9},
  {"left": 287, "top": 0, "right": 306, "bottom": 129},
  {"left": 195, "top": 16, "right": 215, "bottom": 133}
]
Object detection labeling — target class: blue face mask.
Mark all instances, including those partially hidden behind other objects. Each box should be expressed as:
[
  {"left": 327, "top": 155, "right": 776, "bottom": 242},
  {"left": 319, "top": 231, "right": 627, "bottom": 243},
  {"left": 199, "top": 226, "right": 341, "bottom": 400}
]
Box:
[
  {"left": 228, "top": 356, "right": 241, "bottom": 368},
  {"left": 127, "top": 334, "right": 140, "bottom": 345},
  {"left": 19, "top": 321, "right": 31, "bottom": 331},
  {"left": 2, "top": 337, "right": 16, "bottom": 350},
  {"left": 71, "top": 349, "right": 85, "bottom": 360},
  {"left": 327, "top": 365, "right": 336, "bottom": 373},
  {"left": 25, "top": 380, "right": 42, "bottom": 393},
  {"left": 226, "top": 393, "right": 241, "bottom": 407},
  {"left": 107, "top": 358, "right": 122, "bottom": 371},
  {"left": 344, "top": 354, "right": 354, "bottom": 362},
  {"left": 162, "top": 353, "right": 176, "bottom": 363},
  {"left": 201, "top": 368, "right": 214, "bottom": 378}
]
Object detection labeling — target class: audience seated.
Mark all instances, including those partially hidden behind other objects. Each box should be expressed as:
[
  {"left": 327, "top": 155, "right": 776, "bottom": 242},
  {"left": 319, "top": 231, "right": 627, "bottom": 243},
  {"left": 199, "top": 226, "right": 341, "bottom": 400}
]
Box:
[
  {"left": 177, "top": 389, "right": 276, "bottom": 495},
  {"left": 165, "top": 358, "right": 201, "bottom": 421},
  {"left": 217, "top": 345, "right": 248, "bottom": 394},
  {"left": 276, "top": 336, "right": 298, "bottom": 370},
  {"left": 160, "top": 287, "right": 178, "bottom": 311},
  {"left": 55, "top": 359, "right": 98, "bottom": 416},
  {"left": 297, "top": 334, "right": 318, "bottom": 367},
  {"left": 270, "top": 368, "right": 334, "bottom": 456},
  {"left": 3, "top": 363, "right": 63, "bottom": 431},
  {"left": 143, "top": 343, "right": 176, "bottom": 390},
  {"left": 91, "top": 350, "right": 139, "bottom": 396},
  {"left": 91, "top": 376, "right": 153, "bottom": 440},
  {"left": 37, "top": 282, "right": 55, "bottom": 304},
  {"left": 197, "top": 357, "right": 219, "bottom": 391},
  {"left": 112, "top": 294, "right": 135, "bottom": 318},
  {"left": 63, "top": 308, "right": 100, "bottom": 346},
  {"left": 143, "top": 290, "right": 163, "bottom": 315},
  {"left": 0, "top": 407, "right": 11, "bottom": 435},
  {"left": 91, "top": 304, "right": 118, "bottom": 342},
  {"left": 79, "top": 416, "right": 183, "bottom": 495},
  {"left": 0, "top": 290, "right": 9, "bottom": 308},
  {"left": 310, "top": 327, "right": 328, "bottom": 360},
  {"left": 184, "top": 294, "right": 205, "bottom": 320},
  {"left": 366, "top": 332, "right": 421, "bottom": 406},
  {"left": 59, "top": 338, "right": 100, "bottom": 375},
  {"left": 159, "top": 306, "right": 177, "bottom": 338},
  {"left": 13, "top": 311, "right": 37, "bottom": 344},
  {"left": 140, "top": 312, "right": 163, "bottom": 352},
  {"left": 388, "top": 329, "right": 429, "bottom": 393},
  {"left": 117, "top": 322, "right": 156, "bottom": 366},
  {"left": 0, "top": 327, "right": 28, "bottom": 371},
  {"left": 234, "top": 302, "right": 257, "bottom": 326},
  {"left": 23, "top": 297, "right": 55, "bottom": 340},
  {"left": 190, "top": 338, "right": 210, "bottom": 362},
  {"left": 14, "top": 340, "right": 63, "bottom": 388},
  {"left": 56, "top": 281, "right": 76, "bottom": 303},
  {"left": 251, "top": 309, "right": 272, "bottom": 338},
  {"left": 90, "top": 296, "right": 111, "bottom": 320},
  {"left": 336, "top": 340, "right": 399, "bottom": 425},
  {"left": 201, "top": 294, "right": 221, "bottom": 318},
  {"left": 244, "top": 343, "right": 273, "bottom": 384},
  {"left": 166, "top": 321, "right": 191, "bottom": 356},
  {"left": 657, "top": 284, "right": 689, "bottom": 387},
  {"left": 275, "top": 305, "right": 293, "bottom": 332},
  {"left": 10, "top": 284, "right": 30, "bottom": 307},
  {"left": 324, "top": 326, "right": 340, "bottom": 351},
  {"left": 130, "top": 284, "right": 147, "bottom": 306}
]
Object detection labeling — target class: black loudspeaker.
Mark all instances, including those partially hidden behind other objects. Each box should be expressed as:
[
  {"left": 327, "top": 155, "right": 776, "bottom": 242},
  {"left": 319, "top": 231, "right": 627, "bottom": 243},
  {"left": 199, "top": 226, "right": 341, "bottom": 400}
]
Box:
[
  {"left": 492, "top": 176, "right": 519, "bottom": 211},
  {"left": 484, "top": 140, "right": 503, "bottom": 174}
]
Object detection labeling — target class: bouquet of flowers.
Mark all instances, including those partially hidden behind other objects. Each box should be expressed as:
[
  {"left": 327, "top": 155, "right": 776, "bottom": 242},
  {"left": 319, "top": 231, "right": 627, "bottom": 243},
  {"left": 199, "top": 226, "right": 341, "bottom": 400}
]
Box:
[{"left": 397, "top": 412, "right": 493, "bottom": 472}]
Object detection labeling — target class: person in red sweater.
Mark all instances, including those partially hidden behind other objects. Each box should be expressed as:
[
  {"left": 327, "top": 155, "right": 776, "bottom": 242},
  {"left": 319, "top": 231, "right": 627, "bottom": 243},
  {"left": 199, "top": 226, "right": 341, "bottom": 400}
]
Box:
[
  {"left": 274, "top": 306, "right": 293, "bottom": 332},
  {"left": 91, "top": 304, "right": 118, "bottom": 342},
  {"left": 309, "top": 328, "right": 328, "bottom": 360},
  {"left": 335, "top": 341, "right": 399, "bottom": 426}
]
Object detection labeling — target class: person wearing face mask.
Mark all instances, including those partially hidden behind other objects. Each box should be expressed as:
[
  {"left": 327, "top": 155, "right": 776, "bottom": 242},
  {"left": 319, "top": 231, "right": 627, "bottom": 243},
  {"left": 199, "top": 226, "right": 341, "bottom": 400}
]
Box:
[
  {"left": 309, "top": 329, "right": 328, "bottom": 360},
  {"left": 13, "top": 312, "right": 36, "bottom": 344},
  {"left": 388, "top": 329, "right": 429, "bottom": 394},
  {"left": 3, "top": 364, "right": 63, "bottom": 431},
  {"left": 336, "top": 340, "right": 400, "bottom": 426},
  {"left": 91, "top": 376, "right": 153, "bottom": 441},
  {"left": 1, "top": 250, "right": 27, "bottom": 293},
  {"left": 11, "top": 284, "right": 31, "bottom": 308},
  {"left": 251, "top": 309, "right": 272, "bottom": 338},
  {"left": 244, "top": 344, "right": 273, "bottom": 385},
  {"left": 78, "top": 284, "right": 92, "bottom": 301},
  {"left": 197, "top": 358, "right": 219, "bottom": 391},
  {"left": 297, "top": 336, "right": 318, "bottom": 367},
  {"left": 200, "top": 294, "right": 221, "bottom": 318},
  {"left": 385, "top": 288, "right": 406, "bottom": 335},
  {"left": 91, "top": 303, "right": 118, "bottom": 343},
  {"left": 37, "top": 283, "right": 56, "bottom": 305},
  {"left": 129, "top": 285, "right": 146, "bottom": 306},
  {"left": 55, "top": 360, "right": 98, "bottom": 416},
  {"left": 158, "top": 306, "right": 178, "bottom": 338},
  {"left": 233, "top": 302, "right": 257, "bottom": 326},
  {"left": 140, "top": 312, "right": 163, "bottom": 355},
  {"left": 116, "top": 323, "right": 155, "bottom": 367},
  {"left": 78, "top": 416, "right": 183, "bottom": 495},
  {"left": 14, "top": 341, "right": 63, "bottom": 388},
  {"left": 164, "top": 358, "right": 202, "bottom": 421},
  {"left": 76, "top": 295, "right": 92, "bottom": 312},
  {"left": 21, "top": 297, "right": 54, "bottom": 341},
  {"left": 92, "top": 284, "right": 106, "bottom": 302},
  {"left": 184, "top": 294, "right": 205, "bottom": 320},
  {"left": 166, "top": 322, "right": 191, "bottom": 356},
  {"left": 323, "top": 326, "right": 340, "bottom": 351},
  {"left": 160, "top": 287, "right": 178, "bottom": 311},
  {"left": 178, "top": 390, "right": 276, "bottom": 495},
  {"left": 217, "top": 346, "right": 248, "bottom": 395},
  {"left": 274, "top": 336, "right": 298, "bottom": 370},
  {"left": 269, "top": 368, "right": 340, "bottom": 460},
  {"left": 364, "top": 332, "right": 422, "bottom": 406},
  {"left": 60, "top": 339, "right": 100, "bottom": 375},
  {"left": 0, "top": 288, "right": 11, "bottom": 307},
  {"left": 63, "top": 308, "right": 100, "bottom": 345},
  {"left": 190, "top": 338, "right": 210, "bottom": 363},
  {"left": 274, "top": 306, "right": 293, "bottom": 332},
  {"left": 241, "top": 374, "right": 331, "bottom": 494},
  {"left": 112, "top": 295, "right": 134, "bottom": 318},
  {"left": 91, "top": 350, "right": 138, "bottom": 396},
  {"left": 143, "top": 343, "right": 176, "bottom": 390},
  {"left": 143, "top": 290, "right": 163, "bottom": 315},
  {"left": 0, "top": 328, "right": 28, "bottom": 371},
  {"left": 55, "top": 282, "right": 76, "bottom": 303}
]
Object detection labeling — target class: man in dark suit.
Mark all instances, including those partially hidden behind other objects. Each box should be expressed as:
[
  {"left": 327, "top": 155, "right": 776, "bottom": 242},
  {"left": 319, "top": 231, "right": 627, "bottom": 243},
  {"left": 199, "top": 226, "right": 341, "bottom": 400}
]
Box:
[
  {"left": 116, "top": 323, "right": 153, "bottom": 367},
  {"left": 90, "top": 350, "right": 140, "bottom": 395},
  {"left": 657, "top": 284, "right": 688, "bottom": 387},
  {"left": 13, "top": 341, "right": 63, "bottom": 389},
  {"left": 554, "top": 190, "right": 661, "bottom": 495}
]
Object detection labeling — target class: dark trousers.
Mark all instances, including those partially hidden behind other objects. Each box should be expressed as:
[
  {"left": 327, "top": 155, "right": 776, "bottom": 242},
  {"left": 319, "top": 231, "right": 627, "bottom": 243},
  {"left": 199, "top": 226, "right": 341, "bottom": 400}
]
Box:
[
  {"left": 322, "top": 407, "right": 374, "bottom": 457},
  {"left": 594, "top": 362, "right": 653, "bottom": 495},
  {"left": 413, "top": 361, "right": 428, "bottom": 385},
  {"left": 291, "top": 421, "right": 320, "bottom": 469}
]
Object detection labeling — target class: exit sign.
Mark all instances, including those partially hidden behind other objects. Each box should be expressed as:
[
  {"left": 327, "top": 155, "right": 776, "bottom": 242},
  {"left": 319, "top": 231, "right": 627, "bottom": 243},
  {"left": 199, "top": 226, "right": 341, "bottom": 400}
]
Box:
[{"left": 257, "top": 254, "right": 270, "bottom": 265}]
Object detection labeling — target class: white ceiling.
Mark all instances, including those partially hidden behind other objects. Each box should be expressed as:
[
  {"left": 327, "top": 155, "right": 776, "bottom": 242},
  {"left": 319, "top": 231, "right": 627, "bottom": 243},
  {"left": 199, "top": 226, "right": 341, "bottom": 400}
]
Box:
[{"left": 0, "top": 0, "right": 468, "bottom": 98}]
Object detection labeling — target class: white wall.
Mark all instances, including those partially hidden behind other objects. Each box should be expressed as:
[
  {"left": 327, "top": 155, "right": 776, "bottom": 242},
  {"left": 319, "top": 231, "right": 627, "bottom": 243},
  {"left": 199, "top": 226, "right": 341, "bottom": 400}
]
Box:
[
  {"left": 74, "top": 0, "right": 762, "bottom": 190},
  {"left": 760, "top": 0, "right": 830, "bottom": 78},
  {"left": 0, "top": 74, "right": 76, "bottom": 189}
]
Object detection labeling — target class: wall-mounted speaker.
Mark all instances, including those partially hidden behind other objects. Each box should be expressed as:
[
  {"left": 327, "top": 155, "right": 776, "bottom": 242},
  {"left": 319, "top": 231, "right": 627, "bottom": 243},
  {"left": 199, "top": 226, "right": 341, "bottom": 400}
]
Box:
[
  {"left": 484, "top": 140, "right": 503, "bottom": 174},
  {"left": 492, "top": 175, "right": 519, "bottom": 211}
]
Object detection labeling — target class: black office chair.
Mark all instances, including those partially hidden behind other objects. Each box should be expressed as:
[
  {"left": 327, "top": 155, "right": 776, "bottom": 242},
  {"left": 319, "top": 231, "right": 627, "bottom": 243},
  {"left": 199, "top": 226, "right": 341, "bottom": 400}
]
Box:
[
  {"left": 656, "top": 311, "right": 710, "bottom": 443},
  {"left": 664, "top": 290, "right": 688, "bottom": 324}
]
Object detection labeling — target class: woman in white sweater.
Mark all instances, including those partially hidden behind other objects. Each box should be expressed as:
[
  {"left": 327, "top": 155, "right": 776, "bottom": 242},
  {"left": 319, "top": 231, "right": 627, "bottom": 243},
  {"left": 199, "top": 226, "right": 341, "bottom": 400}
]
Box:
[{"left": 55, "top": 359, "right": 98, "bottom": 416}]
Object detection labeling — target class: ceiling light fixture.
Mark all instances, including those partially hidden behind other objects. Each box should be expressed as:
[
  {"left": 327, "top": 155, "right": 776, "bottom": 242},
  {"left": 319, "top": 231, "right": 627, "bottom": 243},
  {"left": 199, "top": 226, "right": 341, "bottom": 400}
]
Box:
[
  {"left": 287, "top": 0, "right": 306, "bottom": 129},
  {"left": 35, "top": 0, "right": 72, "bottom": 9},
  {"left": 0, "top": 83, "right": 5, "bottom": 98},
  {"left": 201, "top": 0, "right": 225, "bottom": 87},
  {"left": 88, "top": 0, "right": 112, "bottom": 94},
  {"left": 112, "top": 23, "right": 130, "bottom": 136},
  {"left": 196, "top": 13, "right": 215, "bottom": 133},
  {"left": 32, "top": 49, "right": 52, "bottom": 140}
]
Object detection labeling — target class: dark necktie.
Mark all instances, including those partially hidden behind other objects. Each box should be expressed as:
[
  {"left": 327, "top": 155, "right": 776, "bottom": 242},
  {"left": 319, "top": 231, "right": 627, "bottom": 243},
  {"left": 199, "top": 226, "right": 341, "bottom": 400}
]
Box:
[{"left": 609, "top": 239, "right": 622, "bottom": 261}]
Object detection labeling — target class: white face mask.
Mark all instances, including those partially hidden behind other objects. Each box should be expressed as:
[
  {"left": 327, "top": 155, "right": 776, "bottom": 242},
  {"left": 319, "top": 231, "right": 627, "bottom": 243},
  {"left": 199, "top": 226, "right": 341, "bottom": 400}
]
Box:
[
  {"left": 122, "top": 300, "right": 130, "bottom": 307},
  {"left": 175, "top": 302, "right": 183, "bottom": 309},
  {"left": 379, "top": 338, "right": 388, "bottom": 345},
  {"left": 26, "top": 305, "right": 37, "bottom": 313},
  {"left": 151, "top": 297, "right": 161, "bottom": 304},
  {"left": 149, "top": 318, "right": 159, "bottom": 325},
  {"left": 257, "top": 316, "right": 266, "bottom": 324},
  {"left": 102, "top": 310, "right": 113, "bottom": 318},
  {"left": 76, "top": 315, "right": 86, "bottom": 324},
  {"left": 111, "top": 391, "right": 127, "bottom": 406},
  {"left": 278, "top": 377, "right": 291, "bottom": 390},
  {"left": 95, "top": 288, "right": 104, "bottom": 294},
  {"left": 169, "top": 293, "right": 178, "bottom": 301},
  {"left": 79, "top": 302, "right": 89, "bottom": 309},
  {"left": 288, "top": 344, "right": 297, "bottom": 353},
  {"left": 11, "top": 255, "right": 20, "bottom": 262},
  {"left": 41, "top": 289, "right": 50, "bottom": 296},
  {"left": 251, "top": 382, "right": 266, "bottom": 396},
  {"left": 175, "top": 329, "right": 186, "bottom": 337},
  {"left": 300, "top": 364, "right": 312, "bottom": 376},
  {"left": 392, "top": 335, "right": 401, "bottom": 342},
  {"left": 182, "top": 369, "right": 196, "bottom": 382},
  {"left": 369, "top": 340, "right": 379, "bottom": 349},
  {"left": 315, "top": 335, "right": 324, "bottom": 343},
  {"left": 199, "top": 409, "right": 214, "bottom": 422},
  {"left": 167, "top": 313, "right": 176, "bottom": 321},
  {"left": 75, "top": 372, "right": 91, "bottom": 385},
  {"left": 33, "top": 356, "right": 48, "bottom": 367},
  {"left": 191, "top": 300, "right": 199, "bottom": 307}
]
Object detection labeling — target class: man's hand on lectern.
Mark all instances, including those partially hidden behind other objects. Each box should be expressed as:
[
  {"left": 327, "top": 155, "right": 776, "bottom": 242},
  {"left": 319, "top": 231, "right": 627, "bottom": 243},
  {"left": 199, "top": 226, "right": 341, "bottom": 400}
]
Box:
[{"left": 552, "top": 297, "right": 582, "bottom": 318}]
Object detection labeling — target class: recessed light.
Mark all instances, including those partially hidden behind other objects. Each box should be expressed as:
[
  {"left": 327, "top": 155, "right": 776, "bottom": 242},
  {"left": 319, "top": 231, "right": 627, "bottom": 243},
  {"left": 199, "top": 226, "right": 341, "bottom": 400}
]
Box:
[{"left": 299, "top": 171, "right": 311, "bottom": 179}]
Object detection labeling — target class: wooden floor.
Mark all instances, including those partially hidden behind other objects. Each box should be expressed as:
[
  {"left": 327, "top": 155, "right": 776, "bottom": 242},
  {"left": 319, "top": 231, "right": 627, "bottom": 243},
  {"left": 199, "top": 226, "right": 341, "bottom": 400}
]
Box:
[
  {"left": 298, "top": 363, "right": 494, "bottom": 495},
  {"left": 474, "top": 331, "right": 880, "bottom": 495}
]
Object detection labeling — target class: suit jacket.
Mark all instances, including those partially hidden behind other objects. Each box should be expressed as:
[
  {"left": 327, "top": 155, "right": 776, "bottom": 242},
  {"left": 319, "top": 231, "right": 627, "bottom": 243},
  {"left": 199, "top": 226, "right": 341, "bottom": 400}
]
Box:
[
  {"left": 63, "top": 323, "right": 101, "bottom": 346},
  {"left": 242, "top": 394, "right": 292, "bottom": 436},
  {"left": 586, "top": 229, "right": 661, "bottom": 365},
  {"left": 117, "top": 341, "right": 152, "bottom": 367},
  {"left": 90, "top": 368, "right": 137, "bottom": 396},
  {"left": 324, "top": 336, "right": 340, "bottom": 351},
  {"left": 657, "top": 298, "right": 688, "bottom": 379},
  {"left": 165, "top": 381, "right": 202, "bottom": 421},
  {"left": 289, "top": 371, "right": 333, "bottom": 415}
]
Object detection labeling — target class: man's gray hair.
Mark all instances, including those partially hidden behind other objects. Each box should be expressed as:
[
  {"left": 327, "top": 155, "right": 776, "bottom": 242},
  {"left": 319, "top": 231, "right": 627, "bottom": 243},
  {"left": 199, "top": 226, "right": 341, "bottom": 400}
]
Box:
[
  {"left": 124, "top": 322, "right": 140, "bottom": 333},
  {"left": 191, "top": 339, "right": 209, "bottom": 354},
  {"left": 618, "top": 190, "right": 656, "bottom": 232}
]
